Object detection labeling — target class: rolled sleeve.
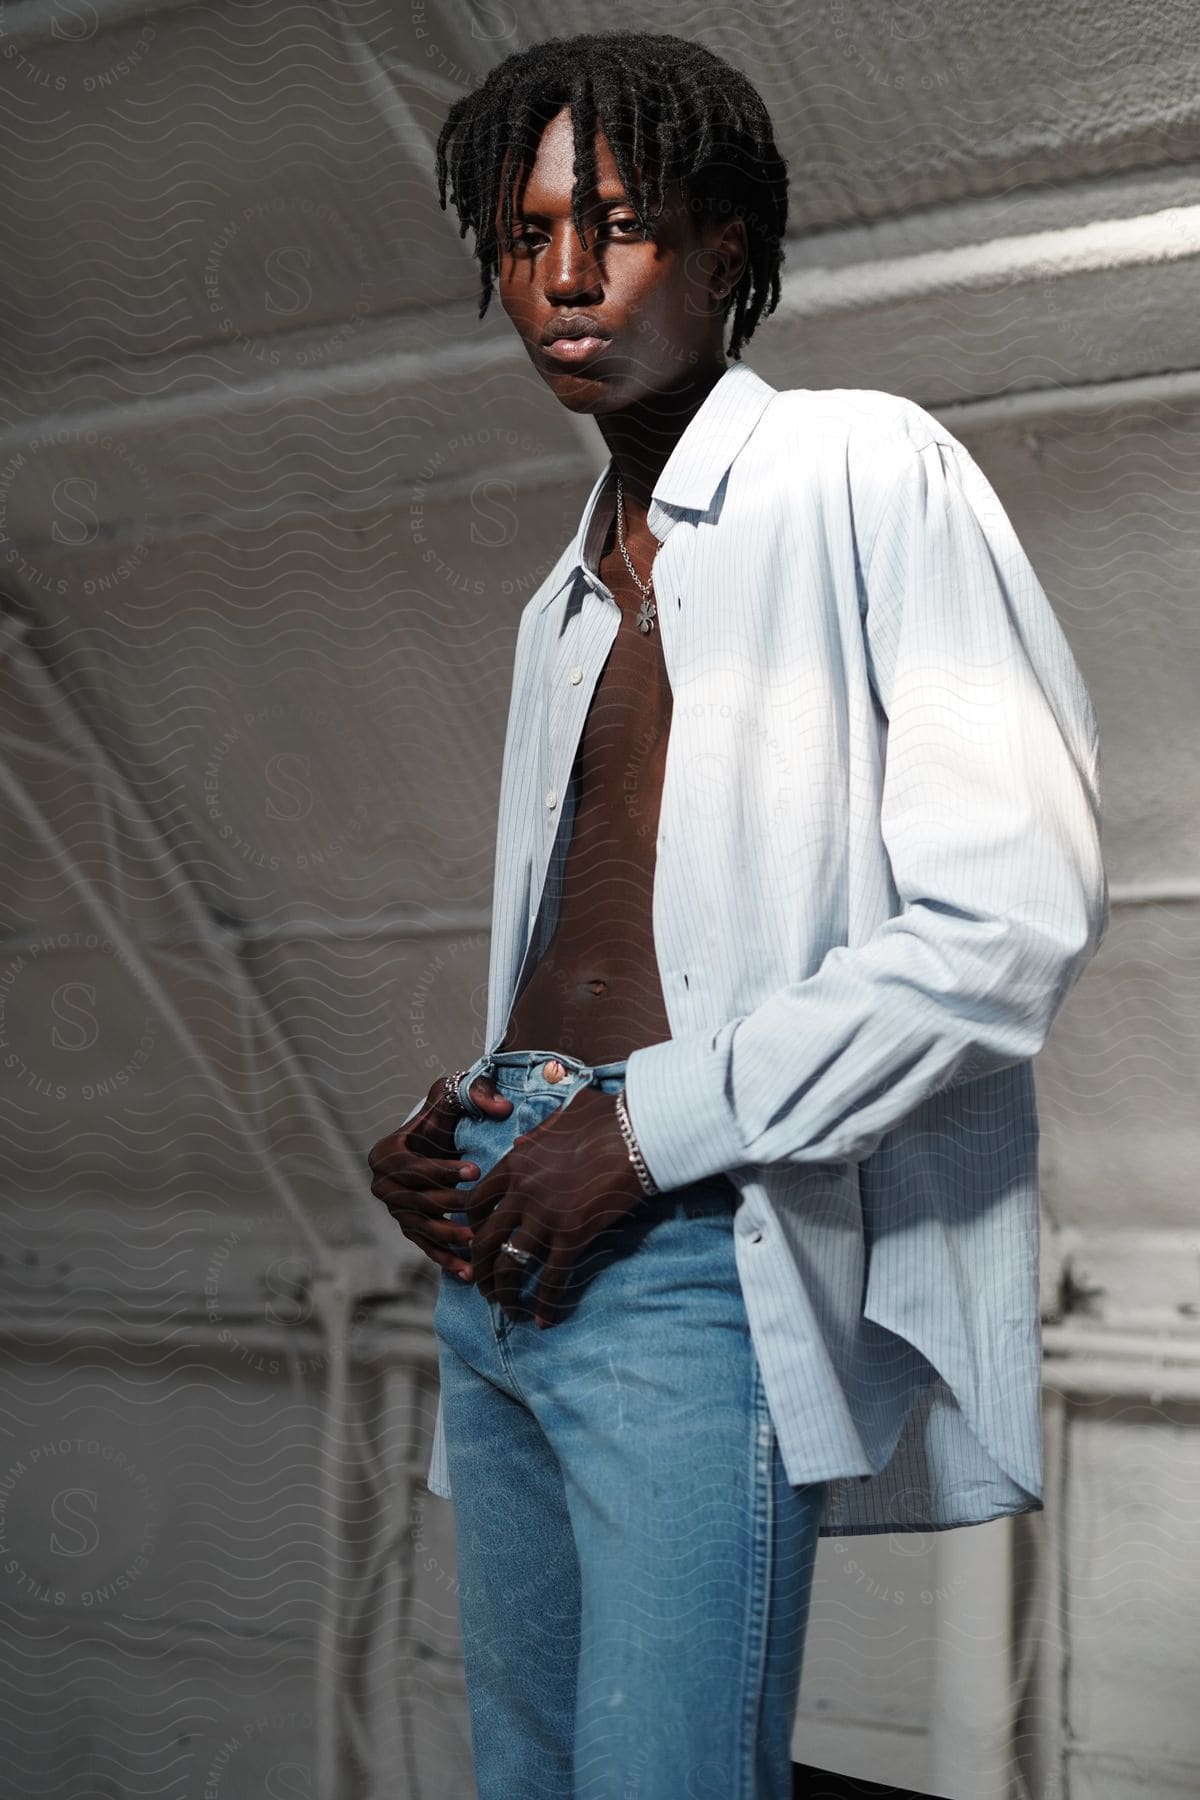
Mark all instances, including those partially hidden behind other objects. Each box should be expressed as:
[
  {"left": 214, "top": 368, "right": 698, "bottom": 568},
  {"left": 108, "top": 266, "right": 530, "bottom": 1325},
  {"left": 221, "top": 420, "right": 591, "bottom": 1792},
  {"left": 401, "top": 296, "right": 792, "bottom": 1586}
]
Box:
[{"left": 622, "top": 1020, "right": 743, "bottom": 1193}]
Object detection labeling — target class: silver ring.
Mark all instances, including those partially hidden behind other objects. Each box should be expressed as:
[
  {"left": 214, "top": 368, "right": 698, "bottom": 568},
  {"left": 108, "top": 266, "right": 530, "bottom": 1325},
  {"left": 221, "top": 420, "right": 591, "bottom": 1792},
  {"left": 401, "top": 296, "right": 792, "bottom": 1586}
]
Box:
[
  {"left": 443, "top": 1068, "right": 470, "bottom": 1112},
  {"left": 500, "top": 1237, "right": 533, "bottom": 1266}
]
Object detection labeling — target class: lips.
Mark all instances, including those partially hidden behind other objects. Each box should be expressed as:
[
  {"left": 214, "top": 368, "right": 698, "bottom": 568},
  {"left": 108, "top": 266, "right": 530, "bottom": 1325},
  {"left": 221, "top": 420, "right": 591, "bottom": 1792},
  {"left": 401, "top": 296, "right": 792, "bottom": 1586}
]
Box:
[{"left": 542, "top": 334, "right": 610, "bottom": 367}]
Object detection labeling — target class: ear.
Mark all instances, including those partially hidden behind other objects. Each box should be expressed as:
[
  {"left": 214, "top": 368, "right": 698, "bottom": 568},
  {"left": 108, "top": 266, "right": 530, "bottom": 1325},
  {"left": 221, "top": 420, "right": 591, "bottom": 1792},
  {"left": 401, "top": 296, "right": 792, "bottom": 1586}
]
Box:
[
  {"left": 692, "top": 207, "right": 748, "bottom": 304},
  {"left": 715, "top": 215, "right": 749, "bottom": 299}
]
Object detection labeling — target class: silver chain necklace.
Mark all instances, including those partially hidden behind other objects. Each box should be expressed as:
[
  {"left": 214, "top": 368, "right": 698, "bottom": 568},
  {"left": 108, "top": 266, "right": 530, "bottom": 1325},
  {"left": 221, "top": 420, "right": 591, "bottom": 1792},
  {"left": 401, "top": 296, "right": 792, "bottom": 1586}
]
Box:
[{"left": 615, "top": 471, "right": 658, "bottom": 634}]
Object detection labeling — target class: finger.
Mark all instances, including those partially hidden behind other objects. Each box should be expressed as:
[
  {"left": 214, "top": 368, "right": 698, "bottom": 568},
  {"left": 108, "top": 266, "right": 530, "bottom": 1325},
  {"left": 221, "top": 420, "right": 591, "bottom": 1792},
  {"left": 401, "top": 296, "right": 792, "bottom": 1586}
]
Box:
[
  {"left": 464, "top": 1165, "right": 508, "bottom": 1234},
  {"left": 399, "top": 1211, "right": 474, "bottom": 1253},
  {"left": 378, "top": 1200, "right": 474, "bottom": 1257},
  {"left": 465, "top": 1073, "right": 514, "bottom": 1116},
  {"left": 369, "top": 1174, "right": 475, "bottom": 1235},
  {"left": 463, "top": 1126, "right": 544, "bottom": 1228},
  {"left": 370, "top": 1171, "right": 475, "bottom": 1214},
  {"left": 369, "top": 1097, "right": 453, "bottom": 1152},
  {"left": 370, "top": 1173, "right": 467, "bottom": 1216},
  {"left": 531, "top": 1254, "right": 572, "bottom": 1329},
  {"left": 369, "top": 1159, "right": 473, "bottom": 1198},
  {"left": 408, "top": 1235, "right": 475, "bottom": 1280},
  {"left": 478, "top": 1213, "right": 544, "bottom": 1314},
  {"left": 374, "top": 1203, "right": 475, "bottom": 1277},
  {"left": 490, "top": 1227, "right": 533, "bottom": 1318},
  {"left": 469, "top": 1215, "right": 502, "bottom": 1300},
  {"left": 370, "top": 1145, "right": 475, "bottom": 1183},
  {"left": 367, "top": 1131, "right": 409, "bottom": 1172},
  {"left": 406, "top": 1108, "right": 460, "bottom": 1155},
  {"left": 470, "top": 1197, "right": 519, "bottom": 1300}
]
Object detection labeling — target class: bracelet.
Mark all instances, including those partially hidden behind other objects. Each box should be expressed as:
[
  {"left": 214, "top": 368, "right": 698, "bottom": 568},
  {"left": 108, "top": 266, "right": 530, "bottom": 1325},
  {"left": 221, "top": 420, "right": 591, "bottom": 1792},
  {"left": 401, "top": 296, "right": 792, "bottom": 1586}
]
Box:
[{"left": 614, "top": 1086, "right": 659, "bottom": 1197}]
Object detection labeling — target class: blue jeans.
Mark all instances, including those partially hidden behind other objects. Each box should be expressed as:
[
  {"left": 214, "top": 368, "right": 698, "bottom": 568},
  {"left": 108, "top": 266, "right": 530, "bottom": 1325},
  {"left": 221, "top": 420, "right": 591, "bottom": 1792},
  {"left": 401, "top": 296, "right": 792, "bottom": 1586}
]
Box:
[{"left": 432, "top": 1046, "right": 827, "bottom": 1799}]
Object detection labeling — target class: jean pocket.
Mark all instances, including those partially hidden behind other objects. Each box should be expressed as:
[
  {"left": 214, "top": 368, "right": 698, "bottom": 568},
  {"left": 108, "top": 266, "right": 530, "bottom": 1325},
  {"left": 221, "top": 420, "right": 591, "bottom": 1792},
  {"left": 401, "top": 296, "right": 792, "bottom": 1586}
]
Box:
[{"left": 452, "top": 1109, "right": 489, "bottom": 1162}]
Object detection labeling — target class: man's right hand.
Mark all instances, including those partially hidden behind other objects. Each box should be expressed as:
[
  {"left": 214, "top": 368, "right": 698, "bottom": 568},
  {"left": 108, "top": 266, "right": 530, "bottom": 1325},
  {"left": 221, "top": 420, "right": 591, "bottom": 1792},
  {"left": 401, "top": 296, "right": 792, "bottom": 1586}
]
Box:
[{"left": 367, "top": 1072, "right": 514, "bottom": 1279}]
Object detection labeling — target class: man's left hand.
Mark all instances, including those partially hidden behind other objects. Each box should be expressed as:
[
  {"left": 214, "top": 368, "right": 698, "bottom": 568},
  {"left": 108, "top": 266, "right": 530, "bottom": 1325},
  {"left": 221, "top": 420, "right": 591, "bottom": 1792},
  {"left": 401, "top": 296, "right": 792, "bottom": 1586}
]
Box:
[{"left": 465, "top": 1086, "right": 650, "bottom": 1327}]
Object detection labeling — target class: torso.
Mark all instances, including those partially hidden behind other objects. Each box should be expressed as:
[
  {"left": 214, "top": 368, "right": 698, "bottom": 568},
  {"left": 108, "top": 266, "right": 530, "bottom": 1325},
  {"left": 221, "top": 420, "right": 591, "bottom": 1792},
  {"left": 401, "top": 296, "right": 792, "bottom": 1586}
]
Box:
[{"left": 495, "top": 502, "right": 673, "bottom": 1063}]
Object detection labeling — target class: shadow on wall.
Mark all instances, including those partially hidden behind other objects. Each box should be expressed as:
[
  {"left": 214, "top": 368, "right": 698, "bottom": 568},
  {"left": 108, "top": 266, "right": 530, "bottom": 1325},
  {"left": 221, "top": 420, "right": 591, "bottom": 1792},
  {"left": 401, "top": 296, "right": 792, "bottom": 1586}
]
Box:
[{"left": 793, "top": 1768, "right": 950, "bottom": 1799}]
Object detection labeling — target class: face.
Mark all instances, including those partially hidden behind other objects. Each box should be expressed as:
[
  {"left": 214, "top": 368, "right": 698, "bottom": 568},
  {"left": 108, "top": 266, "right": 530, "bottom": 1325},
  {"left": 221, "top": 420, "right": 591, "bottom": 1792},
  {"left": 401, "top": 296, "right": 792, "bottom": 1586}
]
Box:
[{"left": 493, "top": 104, "right": 745, "bottom": 412}]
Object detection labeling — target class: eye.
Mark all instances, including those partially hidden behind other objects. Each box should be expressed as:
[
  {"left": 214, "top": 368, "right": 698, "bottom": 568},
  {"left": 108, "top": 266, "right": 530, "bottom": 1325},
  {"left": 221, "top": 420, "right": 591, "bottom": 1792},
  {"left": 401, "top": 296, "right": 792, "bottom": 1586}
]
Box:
[{"left": 508, "top": 217, "right": 646, "bottom": 250}]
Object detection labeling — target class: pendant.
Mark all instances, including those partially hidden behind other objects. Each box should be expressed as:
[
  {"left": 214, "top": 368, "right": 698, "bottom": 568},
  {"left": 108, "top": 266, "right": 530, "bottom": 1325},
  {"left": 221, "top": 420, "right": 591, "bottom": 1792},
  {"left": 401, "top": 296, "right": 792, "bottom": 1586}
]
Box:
[{"left": 636, "top": 596, "right": 657, "bottom": 634}]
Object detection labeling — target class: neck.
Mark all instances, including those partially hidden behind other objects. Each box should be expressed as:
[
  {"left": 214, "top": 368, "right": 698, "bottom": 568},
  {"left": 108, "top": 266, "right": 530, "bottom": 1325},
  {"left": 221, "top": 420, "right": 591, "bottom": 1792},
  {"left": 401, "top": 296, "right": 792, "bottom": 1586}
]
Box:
[{"left": 598, "top": 360, "right": 727, "bottom": 513}]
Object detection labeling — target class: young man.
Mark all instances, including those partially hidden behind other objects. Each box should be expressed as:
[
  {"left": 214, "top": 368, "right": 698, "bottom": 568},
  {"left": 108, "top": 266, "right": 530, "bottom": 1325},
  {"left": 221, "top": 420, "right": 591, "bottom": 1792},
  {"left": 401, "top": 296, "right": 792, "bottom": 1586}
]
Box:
[{"left": 367, "top": 31, "right": 1108, "bottom": 1800}]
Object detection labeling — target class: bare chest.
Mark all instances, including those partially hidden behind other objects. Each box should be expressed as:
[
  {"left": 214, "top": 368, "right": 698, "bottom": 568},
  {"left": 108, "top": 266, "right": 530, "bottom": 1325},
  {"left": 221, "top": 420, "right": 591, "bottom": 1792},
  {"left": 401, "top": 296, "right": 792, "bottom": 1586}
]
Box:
[{"left": 577, "top": 527, "right": 673, "bottom": 796}]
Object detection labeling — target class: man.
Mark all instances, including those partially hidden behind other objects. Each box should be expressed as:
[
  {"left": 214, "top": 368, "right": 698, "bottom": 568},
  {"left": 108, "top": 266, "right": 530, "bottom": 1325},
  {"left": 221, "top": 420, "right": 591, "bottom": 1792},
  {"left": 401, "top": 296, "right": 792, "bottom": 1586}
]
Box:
[{"left": 367, "top": 31, "right": 1108, "bottom": 1800}]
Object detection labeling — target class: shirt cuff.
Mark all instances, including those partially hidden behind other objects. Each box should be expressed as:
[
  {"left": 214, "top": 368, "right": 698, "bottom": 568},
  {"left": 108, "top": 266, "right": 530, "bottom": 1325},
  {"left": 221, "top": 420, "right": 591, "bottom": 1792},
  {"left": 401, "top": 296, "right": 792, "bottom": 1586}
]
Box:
[{"left": 621, "top": 1022, "right": 744, "bottom": 1192}]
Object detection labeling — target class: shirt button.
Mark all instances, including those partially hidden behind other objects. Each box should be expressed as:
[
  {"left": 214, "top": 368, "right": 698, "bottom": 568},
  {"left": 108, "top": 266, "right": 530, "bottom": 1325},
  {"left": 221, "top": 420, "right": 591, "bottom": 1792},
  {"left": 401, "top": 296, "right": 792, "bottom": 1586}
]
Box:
[
  {"left": 569, "top": 666, "right": 583, "bottom": 684},
  {"left": 545, "top": 788, "right": 557, "bottom": 809}
]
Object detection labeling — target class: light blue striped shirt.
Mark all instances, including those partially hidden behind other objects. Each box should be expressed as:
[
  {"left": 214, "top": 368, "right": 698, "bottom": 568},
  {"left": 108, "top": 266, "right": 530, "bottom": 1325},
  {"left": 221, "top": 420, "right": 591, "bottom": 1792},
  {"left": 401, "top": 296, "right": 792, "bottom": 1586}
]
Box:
[{"left": 422, "top": 360, "right": 1108, "bottom": 1534}]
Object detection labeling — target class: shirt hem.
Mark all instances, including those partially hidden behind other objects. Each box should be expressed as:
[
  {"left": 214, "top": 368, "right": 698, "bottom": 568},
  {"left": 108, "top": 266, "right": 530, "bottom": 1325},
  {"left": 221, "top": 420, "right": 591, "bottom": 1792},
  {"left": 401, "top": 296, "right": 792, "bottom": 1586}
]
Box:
[{"left": 818, "top": 1494, "right": 1044, "bottom": 1538}]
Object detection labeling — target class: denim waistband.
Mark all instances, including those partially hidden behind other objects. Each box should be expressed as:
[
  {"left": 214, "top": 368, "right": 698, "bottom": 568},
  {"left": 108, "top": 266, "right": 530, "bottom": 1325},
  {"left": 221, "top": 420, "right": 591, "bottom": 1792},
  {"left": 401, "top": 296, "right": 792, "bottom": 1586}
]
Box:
[
  {"left": 467, "top": 1046, "right": 629, "bottom": 1099},
  {"left": 453, "top": 1046, "right": 738, "bottom": 1212}
]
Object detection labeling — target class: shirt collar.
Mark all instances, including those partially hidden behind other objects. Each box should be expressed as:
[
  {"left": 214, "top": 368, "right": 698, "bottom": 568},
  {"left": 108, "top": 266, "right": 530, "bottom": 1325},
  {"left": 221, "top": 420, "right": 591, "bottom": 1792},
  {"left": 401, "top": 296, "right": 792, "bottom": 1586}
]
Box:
[{"left": 537, "top": 360, "right": 778, "bottom": 610}]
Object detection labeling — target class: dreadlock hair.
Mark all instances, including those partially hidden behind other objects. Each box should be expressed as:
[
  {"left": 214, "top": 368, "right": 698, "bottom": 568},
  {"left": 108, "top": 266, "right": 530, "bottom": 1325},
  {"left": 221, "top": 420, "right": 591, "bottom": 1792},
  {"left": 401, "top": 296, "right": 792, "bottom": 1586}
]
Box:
[{"left": 434, "top": 32, "right": 789, "bottom": 362}]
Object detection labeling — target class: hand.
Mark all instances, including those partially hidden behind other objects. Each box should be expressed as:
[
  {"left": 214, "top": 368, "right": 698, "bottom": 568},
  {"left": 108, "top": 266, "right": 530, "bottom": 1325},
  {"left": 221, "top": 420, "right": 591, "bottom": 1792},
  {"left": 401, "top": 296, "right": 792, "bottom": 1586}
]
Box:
[
  {"left": 466, "top": 1085, "right": 649, "bottom": 1328},
  {"left": 367, "top": 1071, "right": 513, "bottom": 1278}
]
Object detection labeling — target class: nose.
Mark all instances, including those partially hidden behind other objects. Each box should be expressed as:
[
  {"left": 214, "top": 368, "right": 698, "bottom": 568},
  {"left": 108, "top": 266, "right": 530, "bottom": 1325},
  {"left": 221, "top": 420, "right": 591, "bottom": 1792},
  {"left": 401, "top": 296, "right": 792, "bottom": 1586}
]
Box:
[{"left": 544, "top": 223, "right": 603, "bottom": 302}]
